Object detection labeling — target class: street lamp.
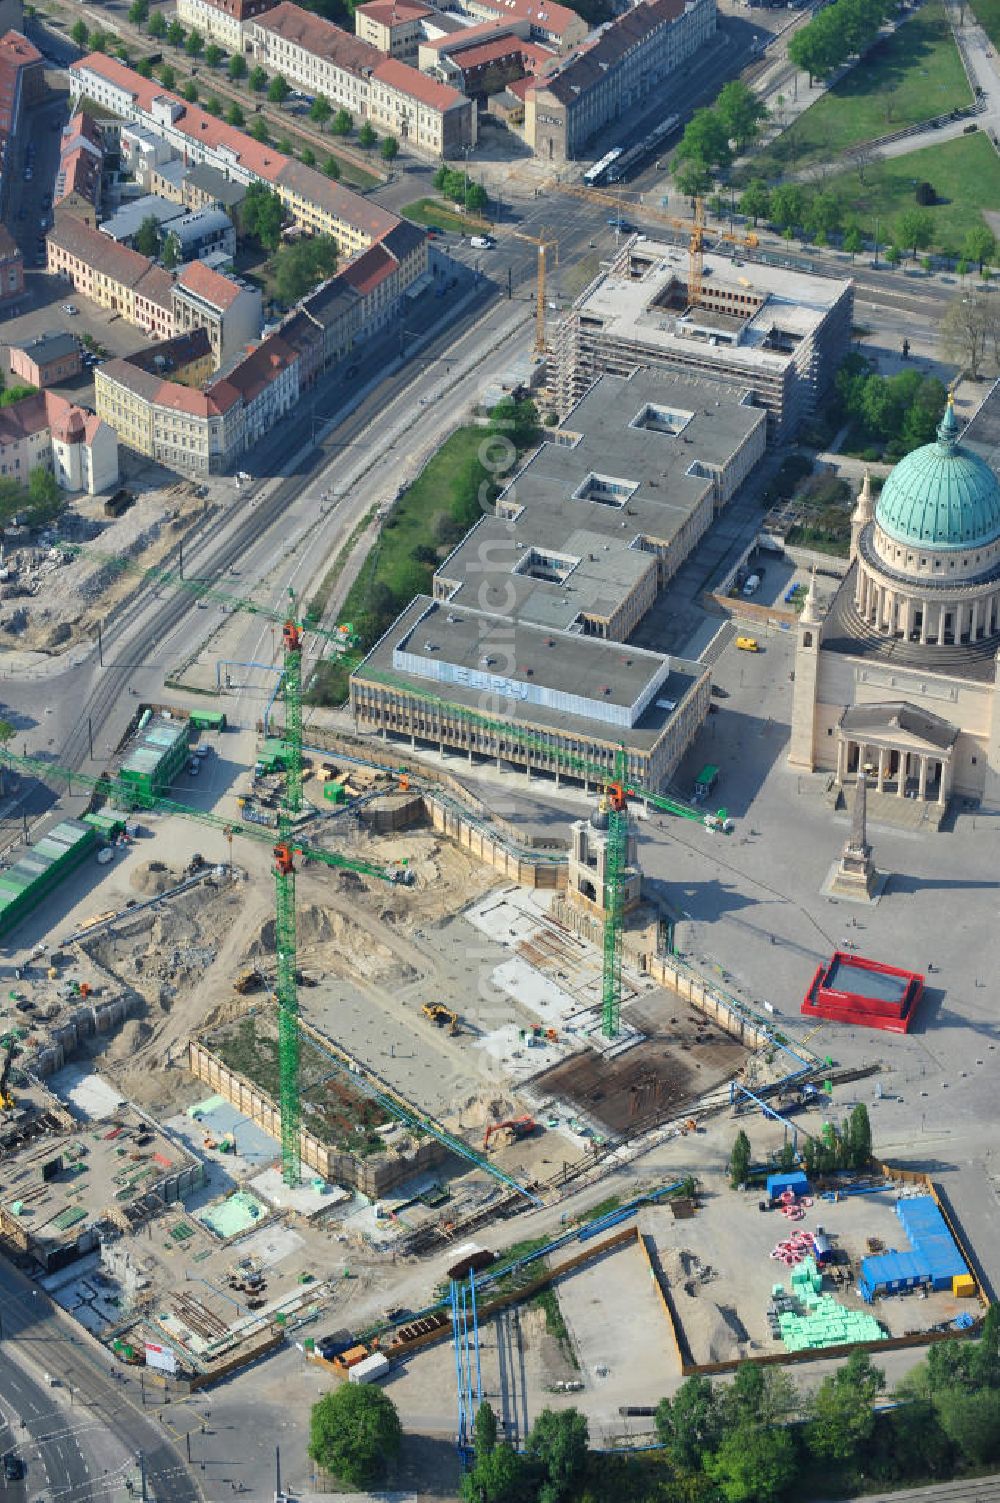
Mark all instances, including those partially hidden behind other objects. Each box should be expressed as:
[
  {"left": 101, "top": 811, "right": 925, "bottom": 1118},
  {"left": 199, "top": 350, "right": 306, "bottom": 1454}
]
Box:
[{"left": 872, "top": 215, "right": 880, "bottom": 270}]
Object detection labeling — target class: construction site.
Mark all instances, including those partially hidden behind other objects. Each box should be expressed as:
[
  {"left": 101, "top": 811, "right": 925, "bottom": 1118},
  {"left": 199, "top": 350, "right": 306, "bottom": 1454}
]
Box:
[{"left": 0, "top": 557, "right": 989, "bottom": 1443}]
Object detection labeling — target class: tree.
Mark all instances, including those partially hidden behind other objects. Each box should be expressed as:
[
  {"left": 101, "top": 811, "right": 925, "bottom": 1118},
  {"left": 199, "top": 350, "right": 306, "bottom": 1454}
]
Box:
[
  {"left": 936, "top": 1386, "right": 1000, "bottom": 1465},
  {"left": 381, "top": 134, "right": 399, "bottom": 161},
  {"left": 228, "top": 53, "right": 247, "bottom": 81},
  {"left": 896, "top": 207, "right": 933, "bottom": 260},
  {"left": 88, "top": 31, "right": 108, "bottom": 53},
  {"left": 268, "top": 73, "right": 290, "bottom": 104},
  {"left": 206, "top": 94, "right": 222, "bottom": 115},
  {"left": 185, "top": 27, "right": 203, "bottom": 56},
  {"left": 474, "top": 1400, "right": 498, "bottom": 1461},
  {"left": 850, "top": 142, "right": 879, "bottom": 186},
  {"left": 725, "top": 1364, "right": 796, "bottom": 1429},
  {"left": 166, "top": 18, "right": 185, "bottom": 46},
  {"left": 273, "top": 236, "right": 339, "bottom": 304},
  {"left": 705, "top": 1422, "right": 798, "bottom": 1503},
  {"left": 808, "top": 1348, "right": 885, "bottom": 1461},
  {"left": 332, "top": 106, "right": 353, "bottom": 135},
  {"left": 843, "top": 224, "right": 863, "bottom": 260},
  {"left": 205, "top": 42, "right": 223, "bottom": 68},
  {"left": 847, "top": 1102, "right": 872, "bottom": 1166},
  {"left": 674, "top": 158, "right": 713, "bottom": 198},
  {"left": 136, "top": 56, "right": 154, "bottom": 77},
  {"left": 147, "top": 9, "right": 166, "bottom": 38},
  {"left": 655, "top": 1376, "right": 723, "bottom": 1472},
  {"left": 128, "top": 0, "right": 149, "bottom": 30},
  {"left": 183, "top": 80, "right": 198, "bottom": 102},
  {"left": 277, "top": 134, "right": 293, "bottom": 154},
  {"left": 323, "top": 155, "right": 341, "bottom": 179},
  {"left": 308, "top": 1386, "right": 401, "bottom": 1488},
  {"left": 133, "top": 215, "right": 161, "bottom": 258},
  {"left": 300, "top": 145, "right": 315, "bottom": 166},
  {"left": 525, "top": 1408, "right": 588, "bottom": 1502},
  {"left": 310, "top": 94, "right": 332, "bottom": 130},
  {"left": 240, "top": 181, "right": 284, "bottom": 250},
  {"left": 963, "top": 224, "right": 996, "bottom": 273},
  {"left": 358, "top": 120, "right": 377, "bottom": 148},
  {"left": 162, "top": 233, "right": 180, "bottom": 270},
  {"left": 941, "top": 288, "right": 991, "bottom": 379},
  {"left": 715, "top": 79, "right": 767, "bottom": 150},
  {"left": 884, "top": 243, "right": 900, "bottom": 267},
  {"left": 226, "top": 101, "right": 245, "bottom": 127},
  {"left": 249, "top": 64, "right": 268, "bottom": 92},
  {"left": 806, "top": 191, "right": 842, "bottom": 241},
  {"left": 729, "top": 1129, "right": 751, "bottom": 1188},
  {"left": 24, "top": 467, "right": 63, "bottom": 527},
  {"left": 769, "top": 183, "right": 805, "bottom": 232},
  {"left": 71, "top": 17, "right": 88, "bottom": 47},
  {"left": 250, "top": 115, "right": 270, "bottom": 143},
  {"left": 158, "top": 62, "right": 175, "bottom": 90},
  {"left": 739, "top": 179, "right": 770, "bottom": 226},
  {"left": 676, "top": 107, "right": 731, "bottom": 172},
  {"left": 460, "top": 1444, "right": 527, "bottom": 1503}
]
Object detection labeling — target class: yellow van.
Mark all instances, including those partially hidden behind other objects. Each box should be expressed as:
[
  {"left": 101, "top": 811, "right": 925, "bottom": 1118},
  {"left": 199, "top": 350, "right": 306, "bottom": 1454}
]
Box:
[{"left": 736, "top": 636, "right": 760, "bottom": 652}]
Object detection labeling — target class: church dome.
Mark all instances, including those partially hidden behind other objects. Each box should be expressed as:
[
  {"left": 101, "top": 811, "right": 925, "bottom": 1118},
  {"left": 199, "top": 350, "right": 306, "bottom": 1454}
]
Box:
[{"left": 874, "top": 400, "right": 1000, "bottom": 552}]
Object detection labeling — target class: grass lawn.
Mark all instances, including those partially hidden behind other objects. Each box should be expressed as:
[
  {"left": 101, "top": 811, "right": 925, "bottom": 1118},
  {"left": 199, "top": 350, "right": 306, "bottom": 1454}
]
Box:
[
  {"left": 402, "top": 196, "right": 492, "bottom": 234},
  {"left": 972, "top": 0, "right": 1000, "bottom": 48},
  {"left": 745, "top": 1, "right": 971, "bottom": 178},
  {"left": 823, "top": 131, "right": 1000, "bottom": 250}
]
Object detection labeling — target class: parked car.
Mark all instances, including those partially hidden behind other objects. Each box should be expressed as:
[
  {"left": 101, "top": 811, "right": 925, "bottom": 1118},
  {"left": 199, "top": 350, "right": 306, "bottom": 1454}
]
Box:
[
  {"left": 3, "top": 1453, "right": 24, "bottom": 1482},
  {"left": 736, "top": 636, "right": 760, "bottom": 652},
  {"left": 62, "top": 303, "right": 78, "bottom": 315}
]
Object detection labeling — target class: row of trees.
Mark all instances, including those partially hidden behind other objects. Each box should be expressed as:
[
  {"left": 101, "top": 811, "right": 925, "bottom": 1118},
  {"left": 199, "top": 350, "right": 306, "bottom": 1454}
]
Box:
[
  {"left": 734, "top": 178, "right": 998, "bottom": 270},
  {"left": 673, "top": 81, "right": 767, "bottom": 197},
  {"left": 787, "top": 0, "right": 897, "bottom": 85},
  {"left": 729, "top": 1104, "right": 873, "bottom": 1189}
]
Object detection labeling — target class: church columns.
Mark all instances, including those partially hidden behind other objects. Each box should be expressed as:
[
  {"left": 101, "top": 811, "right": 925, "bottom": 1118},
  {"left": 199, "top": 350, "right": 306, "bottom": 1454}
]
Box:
[
  {"left": 937, "top": 605, "right": 947, "bottom": 645},
  {"left": 897, "top": 751, "right": 907, "bottom": 795},
  {"left": 938, "top": 758, "right": 951, "bottom": 808},
  {"left": 836, "top": 738, "right": 847, "bottom": 783},
  {"left": 920, "top": 601, "right": 929, "bottom": 644},
  {"left": 918, "top": 756, "right": 928, "bottom": 800},
  {"left": 971, "top": 598, "right": 980, "bottom": 641},
  {"left": 876, "top": 747, "right": 887, "bottom": 793}
]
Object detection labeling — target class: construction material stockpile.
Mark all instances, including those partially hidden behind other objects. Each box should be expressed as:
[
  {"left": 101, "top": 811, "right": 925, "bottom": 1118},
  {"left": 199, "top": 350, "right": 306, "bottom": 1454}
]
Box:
[{"left": 771, "top": 1256, "right": 885, "bottom": 1351}]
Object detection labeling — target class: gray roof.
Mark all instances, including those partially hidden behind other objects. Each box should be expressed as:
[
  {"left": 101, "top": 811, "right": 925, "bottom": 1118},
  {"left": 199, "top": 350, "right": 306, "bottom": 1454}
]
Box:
[
  {"left": 356, "top": 596, "right": 702, "bottom": 750},
  {"left": 167, "top": 206, "right": 234, "bottom": 246},
  {"left": 301, "top": 274, "right": 361, "bottom": 328},
  {"left": 182, "top": 162, "right": 248, "bottom": 209},
  {"left": 839, "top": 700, "right": 959, "bottom": 751},
  {"left": 961, "top": 377, "right": 1000, "bottom": 475},
  {"left": 99, "top": 194, "right": 185, "bottom": 243},
  {"left": 436, "top": 370, "right": 764, "bottom": 630},
  {"left": 12, "top": 330, "right": 79, "bottom": 365}
]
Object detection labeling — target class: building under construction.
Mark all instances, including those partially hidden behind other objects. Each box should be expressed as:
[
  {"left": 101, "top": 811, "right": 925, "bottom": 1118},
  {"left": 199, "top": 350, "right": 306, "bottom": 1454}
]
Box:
[{"left": 553, "top": 240, "right": 854, "bottom": 437}]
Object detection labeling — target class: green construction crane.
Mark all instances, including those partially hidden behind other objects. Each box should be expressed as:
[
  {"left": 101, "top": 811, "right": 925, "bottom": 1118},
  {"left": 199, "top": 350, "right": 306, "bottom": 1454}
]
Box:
[
  {"left": 360, "top": 667, "right": 732, "bottom": 1040},
  {"left": 276, "top": 610, "right": 303, "bottom": 1182}
]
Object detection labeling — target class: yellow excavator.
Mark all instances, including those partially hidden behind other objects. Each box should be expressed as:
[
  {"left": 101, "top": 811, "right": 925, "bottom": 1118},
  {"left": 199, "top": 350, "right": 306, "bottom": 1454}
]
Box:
[{"left": 421, "top": 1003, "right": 460, "bottom": 1036}]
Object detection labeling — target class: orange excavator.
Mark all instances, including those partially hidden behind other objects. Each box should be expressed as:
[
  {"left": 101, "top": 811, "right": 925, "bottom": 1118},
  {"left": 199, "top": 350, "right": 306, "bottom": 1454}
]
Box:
[{"left": 483, "top": 1115, "right": 537, "bottom": 1150}]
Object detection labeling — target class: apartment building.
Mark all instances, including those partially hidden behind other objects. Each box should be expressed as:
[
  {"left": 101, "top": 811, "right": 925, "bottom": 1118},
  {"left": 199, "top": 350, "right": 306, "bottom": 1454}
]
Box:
[
  {"left": 54, "top": 113, "right": 104, "bottom": 226},
  {"left": 175, "top": 0, "right": 277, "bottom": 51},
  {"left": 457, "top": 0, "right": 585, "bottom": 51},
  {"left": 223, "top": 334, "right": 299, "bottom": 448},
  {"left": 47, "top": 218, "right": 175, "bottom": 340},
  {"left": 96, "top": 345, "right": 243, "bottom": 474},
  {"left": 247, "top": 2, "right": 474, "bottom": 155},
  {"left": 172, "top": 259, "right": 263, "bottom": 367},
  {"left": 354, "top": 0, "right": 431, "bottom": 64},
  {"left": 68, "top": 55, "right": 417, "bottom": 258},
  {"left": 0, "top": 388, "right": 117, "bottom": 495},
  {"left": 166, "top": 206, "right": 237, "bottom": 263},
  {"left": 525, "top": 0, "right": 716, "bottom": 161}
]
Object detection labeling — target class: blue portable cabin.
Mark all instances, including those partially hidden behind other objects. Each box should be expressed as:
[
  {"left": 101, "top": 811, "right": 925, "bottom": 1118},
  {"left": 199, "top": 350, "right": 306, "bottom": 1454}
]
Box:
[{"left": 766, "top": 1171, "right": 809, "bottom": 1200}]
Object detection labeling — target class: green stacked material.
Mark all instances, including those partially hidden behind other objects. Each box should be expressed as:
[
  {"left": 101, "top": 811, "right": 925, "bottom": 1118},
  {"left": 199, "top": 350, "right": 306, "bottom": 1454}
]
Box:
[
  {"left": 791, "top": 1256, "right": 823, "bottom": 1297},
  {"left": 778, "top": 1291, "right": 885, "bottom": 1351},
  {"left": 53, "top": 1206, "right": 87, "bottom": 1231}
]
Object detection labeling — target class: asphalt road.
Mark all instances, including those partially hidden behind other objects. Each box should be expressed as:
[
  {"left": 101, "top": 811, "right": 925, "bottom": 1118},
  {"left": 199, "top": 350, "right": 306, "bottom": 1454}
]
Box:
[{"left": 0, "top": 1257, "right": 195, "bottom": 1503}]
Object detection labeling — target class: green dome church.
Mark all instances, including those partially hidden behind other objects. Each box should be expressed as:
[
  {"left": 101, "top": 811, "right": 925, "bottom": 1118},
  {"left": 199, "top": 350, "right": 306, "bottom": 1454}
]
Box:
[{"left": 790, "top": 396, "right": 1000, "bottom": 821}]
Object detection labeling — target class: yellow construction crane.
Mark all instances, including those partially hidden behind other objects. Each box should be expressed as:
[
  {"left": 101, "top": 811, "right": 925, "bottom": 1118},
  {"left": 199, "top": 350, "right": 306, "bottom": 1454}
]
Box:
[
  {"left": 555, "top": 186, "right": 757, "bottom": 308},
  {"left": 513, "top": 227, "right": 558, "bottom": 353}
]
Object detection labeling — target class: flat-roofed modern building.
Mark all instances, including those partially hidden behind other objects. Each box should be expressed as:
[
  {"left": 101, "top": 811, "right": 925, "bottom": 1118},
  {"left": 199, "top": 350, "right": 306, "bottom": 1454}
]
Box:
[
  {"left": 351, "top": 596, "right": 710, "bottom": 791},
  {"left": 554, "top": 238, "right": 853, "bottom": 440},
  {"left": 351, "top": 370, "right": 766, "bottom": 786}
]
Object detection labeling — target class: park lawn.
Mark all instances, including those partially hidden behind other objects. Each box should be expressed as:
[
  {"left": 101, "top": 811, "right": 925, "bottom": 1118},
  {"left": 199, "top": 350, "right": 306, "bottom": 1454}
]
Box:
[
  {"left": 825, "top": 131, "right": 1000, "bottom": 250},
  {"left": 972, "top": 0, "right": 1000, "bottom": 49},
  {"left": 402, "top": 196, "right": 492, "bottom": 233},
  {"left": 745, "top": 0, "right": 971, "bottom": 178}
]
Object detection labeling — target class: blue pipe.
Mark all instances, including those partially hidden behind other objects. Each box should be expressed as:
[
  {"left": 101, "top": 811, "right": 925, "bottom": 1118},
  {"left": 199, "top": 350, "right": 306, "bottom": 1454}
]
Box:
[{"left": 470, "top": 1270, "right": 483, "bottom": 1409}]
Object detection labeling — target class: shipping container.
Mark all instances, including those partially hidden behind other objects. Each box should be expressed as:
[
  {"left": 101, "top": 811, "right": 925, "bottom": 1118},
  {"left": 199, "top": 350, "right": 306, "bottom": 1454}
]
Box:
[{"left": 349, "top": 1352, "right": 390, "bottom": 1384}]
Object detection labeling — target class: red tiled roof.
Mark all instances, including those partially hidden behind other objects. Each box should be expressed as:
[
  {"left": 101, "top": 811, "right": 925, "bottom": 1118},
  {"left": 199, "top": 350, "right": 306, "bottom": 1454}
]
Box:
[
  {"left": 506, "top": 75, "right": 532, "bottom": 101},
  {"left": 355, "top": 0, "right": 431, "bottom": 24},
  {"left": 372, "top": 56, "right": 462, "bottom": 109},
  {"left": 341, "top": 242, "right": 396, "bottom": 296},
  {"left": 176, "top": 259, "right": 245, "bottom": 311},
  {"left": 71, "top": 54, "right": 291, "bottom": 182},
  {"left": 134, "top": 264, "right": 175, "bottom": 311},
  {"left": 206, "top": 379, "right": 241, "bottom": 415},
  {"left": 153, "top": 382, "right": 214, "bottom": 417},
  {"left": 452, "top": 36, "right": 531, "bottom": 72},
  {"left": 0, "top": 390, "right": 48, "bottom": 443},
  {"left": 55, "top": 147, "right": 101, "bottom": 206},
  {"left": 419, "top": 16, "right": 526, "bottom": 54},
  {"left": 223, "top": 334, "right": 297, "bottom": 404},
  {"left": 49, "top": 216, "right": 155, "bottom": 288},
  {"left": 0, "top": 30, "right": 41, "bottom": 65},
  {"left": 465, "top": 0, "right": 581, "bottom": 39}
]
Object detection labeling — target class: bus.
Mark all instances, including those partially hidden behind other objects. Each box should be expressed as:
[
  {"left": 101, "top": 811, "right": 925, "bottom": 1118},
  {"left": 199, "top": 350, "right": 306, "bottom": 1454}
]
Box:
[{"left": 584, "top": 147, "right": 623, "bottom": 186}]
